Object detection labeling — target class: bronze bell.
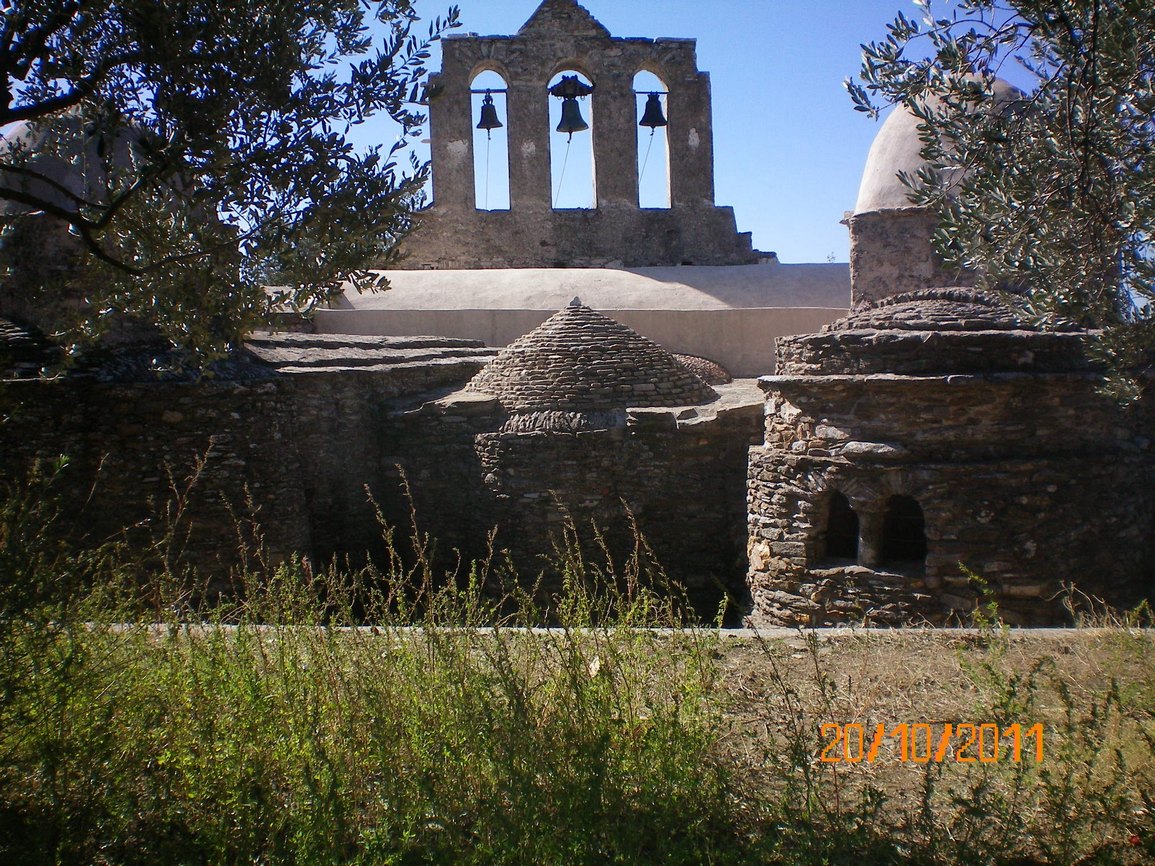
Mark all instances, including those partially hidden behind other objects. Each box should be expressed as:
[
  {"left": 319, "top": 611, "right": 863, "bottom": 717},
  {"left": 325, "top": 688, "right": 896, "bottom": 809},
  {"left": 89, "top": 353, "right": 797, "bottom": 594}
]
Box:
[
  {"left": 639, "top": 93, "right": 668, "bottom": 131},
  {"left": 476, "top": 91, "right": 502, "bottom": 138},
  {"left": 556, "top": 97, "right": 589, "bottom": 138}
]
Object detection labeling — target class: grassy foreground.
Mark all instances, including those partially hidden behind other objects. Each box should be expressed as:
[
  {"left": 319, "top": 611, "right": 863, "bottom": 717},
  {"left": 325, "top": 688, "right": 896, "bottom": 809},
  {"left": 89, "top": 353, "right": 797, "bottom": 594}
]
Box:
[{"left": 1, "top": 467, "right": 1154, "bottom": 864}]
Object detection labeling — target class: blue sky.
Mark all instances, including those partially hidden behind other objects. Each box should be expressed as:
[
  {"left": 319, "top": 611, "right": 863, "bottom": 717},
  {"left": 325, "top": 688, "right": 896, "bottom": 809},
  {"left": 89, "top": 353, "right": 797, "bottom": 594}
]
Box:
[{"left": 371, "top": 0, "right": 930, "bottom": 264}]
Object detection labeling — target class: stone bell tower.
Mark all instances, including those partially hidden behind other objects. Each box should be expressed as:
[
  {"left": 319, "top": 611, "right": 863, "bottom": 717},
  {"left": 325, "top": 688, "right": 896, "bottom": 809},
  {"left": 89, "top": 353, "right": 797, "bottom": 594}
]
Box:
[{"left": 398, "top": 0, "right": 756, "bottom": 269}]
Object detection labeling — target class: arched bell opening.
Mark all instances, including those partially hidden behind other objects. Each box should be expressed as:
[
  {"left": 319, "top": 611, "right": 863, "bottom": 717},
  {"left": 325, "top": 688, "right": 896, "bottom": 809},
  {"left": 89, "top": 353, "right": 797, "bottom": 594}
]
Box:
[
  {"left": 821, "top": 491, "right": 860, "bottom": 563},
  {"left": 471, "top": 70, "right": 510, "bottom": 211},
  {"left": 548, "top": 70, "right": 596, "bottom": 210},
  {"left": 634, "top": 70, "right": 670, "bottom": 209},
  {"left": 880, "top": 495, "right": 928, "bottom": 568}
]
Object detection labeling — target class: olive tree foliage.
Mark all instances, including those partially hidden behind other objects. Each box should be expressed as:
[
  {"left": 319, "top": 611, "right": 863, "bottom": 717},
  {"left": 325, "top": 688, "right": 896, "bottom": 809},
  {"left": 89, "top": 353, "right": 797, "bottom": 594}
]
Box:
[
  {"left": 848, "top": 0, "right": 1155, "bottom": 393},
  {"left": 0, "top": 0, "right": 459, "bottom": 354}
]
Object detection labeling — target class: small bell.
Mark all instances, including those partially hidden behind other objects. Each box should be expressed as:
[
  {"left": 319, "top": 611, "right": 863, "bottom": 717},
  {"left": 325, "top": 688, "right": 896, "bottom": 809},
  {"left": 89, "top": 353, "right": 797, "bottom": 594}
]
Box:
[
  {"left": 476, "top": 91, "right": 503, "bottom": 138},
  {"left": 556, "top": 97, "right": 589, "bottom": 138},
  {"left": 639, "top": 93, "right": 668, "bottom": 132}
]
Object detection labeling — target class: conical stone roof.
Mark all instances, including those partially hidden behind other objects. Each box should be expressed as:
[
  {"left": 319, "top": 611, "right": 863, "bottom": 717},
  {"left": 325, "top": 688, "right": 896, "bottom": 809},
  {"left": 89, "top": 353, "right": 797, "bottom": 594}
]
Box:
[
  {"left": 467, "top": 300, "right": 716, "bottom": 413},
  {"left": 776, "top": 288, "right": 1090, "bottom": 376},
  {"left": 827, "top": 288, "right": 1027, "bottom": 332}
]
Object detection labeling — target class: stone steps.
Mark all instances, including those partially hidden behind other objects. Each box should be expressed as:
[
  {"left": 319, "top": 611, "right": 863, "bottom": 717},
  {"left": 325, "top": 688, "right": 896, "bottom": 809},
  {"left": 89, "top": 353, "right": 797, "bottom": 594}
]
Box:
[{"left": 243, "top": 331, "right": 496, "bottom": 374}]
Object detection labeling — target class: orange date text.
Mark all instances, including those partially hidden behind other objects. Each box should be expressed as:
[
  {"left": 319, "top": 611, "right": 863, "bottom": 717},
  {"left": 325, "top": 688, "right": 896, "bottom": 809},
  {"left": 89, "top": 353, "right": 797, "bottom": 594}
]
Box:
[{"left": 818, "top": 723, "right": 1044, "bottom": 764}]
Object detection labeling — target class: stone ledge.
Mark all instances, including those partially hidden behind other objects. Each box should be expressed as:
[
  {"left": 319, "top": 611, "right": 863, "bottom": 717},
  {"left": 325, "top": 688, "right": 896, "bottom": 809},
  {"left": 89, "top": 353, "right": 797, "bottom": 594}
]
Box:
[{"left": 758, "top": 371, "right": 1111, "bottom": 390}]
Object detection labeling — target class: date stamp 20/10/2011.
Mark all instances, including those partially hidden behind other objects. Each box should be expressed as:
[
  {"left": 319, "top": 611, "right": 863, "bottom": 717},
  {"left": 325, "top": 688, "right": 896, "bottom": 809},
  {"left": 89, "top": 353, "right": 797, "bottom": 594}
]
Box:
[{"left": 819, "top": 723, "right": 1044, "bottom": 764}]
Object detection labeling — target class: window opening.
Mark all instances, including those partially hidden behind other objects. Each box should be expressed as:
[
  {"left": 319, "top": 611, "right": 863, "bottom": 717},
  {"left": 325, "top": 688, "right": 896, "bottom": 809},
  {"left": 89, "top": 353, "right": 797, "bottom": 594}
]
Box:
[
  {"left": 471, "top": 71, "right": 510, "bottom": 210},
  {"left": 548, "top": 71, "right": 595, "bottom": 209},
  {"left": 824, "top": 492, "right": 859, "bottom": 561},
  {"left": 881, "top": 495, "right": 928, "bottom": 564},
  {"left": 634, "top": 70, "right": 670, "bottom": 208}
]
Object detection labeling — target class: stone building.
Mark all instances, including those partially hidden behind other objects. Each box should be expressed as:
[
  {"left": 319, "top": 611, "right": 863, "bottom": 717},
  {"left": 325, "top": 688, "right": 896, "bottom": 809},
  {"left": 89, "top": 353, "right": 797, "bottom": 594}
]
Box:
[
  {"left": 382, "top": 300, "right": 764, "bottom": 617},
  {"left": 6, "top": 2, "right": 1150, "bottom": 627},
  {"left": 746, "top": 289, "right": 1153, "bottom": 626},
  {"left": 745, "top": 75, "right": 1154, "bottom": 626},
  {"left": 313, "top": 0, "right": 851, "bottom": 377},
  {"left": 316, "top": 264, "right": 849, "bottom": 377},
  {"left": 0, "top": 0, "right": 830, "bottom": 623}
]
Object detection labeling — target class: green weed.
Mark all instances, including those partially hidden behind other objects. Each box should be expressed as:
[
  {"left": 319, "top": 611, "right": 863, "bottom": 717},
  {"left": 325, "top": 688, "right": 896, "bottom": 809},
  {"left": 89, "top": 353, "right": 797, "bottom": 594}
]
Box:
[{"left": 1, "top": 468, "right": 1154, "bottom": 865}]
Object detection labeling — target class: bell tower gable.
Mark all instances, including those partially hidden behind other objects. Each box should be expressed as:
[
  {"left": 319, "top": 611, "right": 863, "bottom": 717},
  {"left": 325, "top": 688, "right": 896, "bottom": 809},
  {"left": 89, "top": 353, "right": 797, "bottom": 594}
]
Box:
[
  {"left": 401, "top": 3, "right": 757, "bottom": 269},
  {"left": 518, "top": 0, "right": 611, "bottom": 40}
]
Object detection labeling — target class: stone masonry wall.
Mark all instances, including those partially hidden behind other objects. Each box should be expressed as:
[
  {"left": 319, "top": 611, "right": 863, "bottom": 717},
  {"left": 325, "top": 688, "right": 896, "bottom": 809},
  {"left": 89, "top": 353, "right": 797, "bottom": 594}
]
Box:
[
  {"left": 400, "top": 208, "right": 757, "bottom": 270},
  {"left": 377, "top": 389, "right": 764, "bottom": 621},
  {"left": 0, "top": 378, "right": 311, "bottom": 577},
  {"left": 847, "top": 210, "right": 974, "bottom": 305},
  {"left": 777, "top": 329, "right": 1089, "bottom": 377},
  {"left": 746, "top": 374, "right": 1155, "bottom": 626},
  {"left": 2, "top": 359, "right": 763, "bottom": 619},
  {"left": 477, "top": 407, "right": 762, "bottom": 617},
  {"left": 0, "top": 359, "right": 486, "bottom": 582}
]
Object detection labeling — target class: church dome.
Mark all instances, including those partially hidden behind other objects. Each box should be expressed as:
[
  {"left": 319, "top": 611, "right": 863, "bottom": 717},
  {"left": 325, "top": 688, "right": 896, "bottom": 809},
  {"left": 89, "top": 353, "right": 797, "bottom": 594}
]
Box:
[
  {"left": 853, "top": 79, "right": 1024, "bottom": 215},
  {"left": 466, "top": 299, "right": 717, "bottom": 413},
  {"left": 853, "top": 102, "right": 929, "bottom": 215},
  {"left": 0, "top": 114, "right": 146, "bottom": 216}
]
